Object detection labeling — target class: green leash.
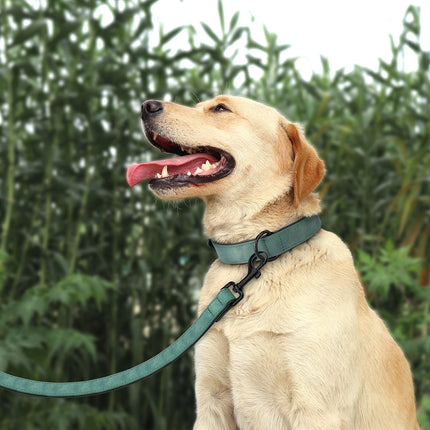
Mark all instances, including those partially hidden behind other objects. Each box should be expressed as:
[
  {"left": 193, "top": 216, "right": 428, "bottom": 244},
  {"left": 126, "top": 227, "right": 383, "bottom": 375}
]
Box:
[
  {"left": 0, "top": 287, "right": 236, "bottom": 398},
  {"left": 0, "top": 217, "right": 320, "bottom": 398}
]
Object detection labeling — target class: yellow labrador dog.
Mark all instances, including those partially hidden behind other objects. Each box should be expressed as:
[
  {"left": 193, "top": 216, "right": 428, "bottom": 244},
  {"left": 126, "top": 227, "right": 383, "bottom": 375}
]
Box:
[{"left": 127, "top": 96, "right": 419, "bottom": 429}]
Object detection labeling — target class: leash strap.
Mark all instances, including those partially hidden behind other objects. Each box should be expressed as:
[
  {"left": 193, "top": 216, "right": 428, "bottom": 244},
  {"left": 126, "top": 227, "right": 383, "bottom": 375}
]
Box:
[
  {"left": 0, "top": 288, "right": 236, "bottom": 398},
  {"left": 0, "top": 218, "right": 319, "bottom": 398},
  {"left": 209, "top": 216, "right": 321, "bottom": 264}
]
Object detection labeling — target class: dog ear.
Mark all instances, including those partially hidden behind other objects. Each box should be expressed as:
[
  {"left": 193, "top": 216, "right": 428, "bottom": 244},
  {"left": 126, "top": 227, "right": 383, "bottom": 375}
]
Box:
[{"left": 285, "top": 123, "right": 325, "bottom": 208}]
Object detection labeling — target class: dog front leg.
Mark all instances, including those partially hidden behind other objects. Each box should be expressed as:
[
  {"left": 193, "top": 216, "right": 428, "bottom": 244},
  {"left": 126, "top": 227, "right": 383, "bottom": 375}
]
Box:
[{"left": 193, "top": 328, "right": 238, "bottom": 430}]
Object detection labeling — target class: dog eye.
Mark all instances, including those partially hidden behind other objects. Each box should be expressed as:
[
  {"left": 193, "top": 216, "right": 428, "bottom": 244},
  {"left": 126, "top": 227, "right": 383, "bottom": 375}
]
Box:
[{"left": 211, "top": 103, "right": 231, "bottom": 113}]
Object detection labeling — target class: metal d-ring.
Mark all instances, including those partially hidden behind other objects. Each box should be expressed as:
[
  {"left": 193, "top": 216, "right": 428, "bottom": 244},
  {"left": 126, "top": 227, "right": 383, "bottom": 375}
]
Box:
[{"left": 253, "top": 229, "right": 272, "bottom": 263}]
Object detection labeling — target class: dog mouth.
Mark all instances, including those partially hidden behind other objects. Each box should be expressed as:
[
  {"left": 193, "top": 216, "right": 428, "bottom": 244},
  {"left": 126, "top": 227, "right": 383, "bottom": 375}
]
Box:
[{"left": 126, "top": 127, "right": 235, "bottom": 189}]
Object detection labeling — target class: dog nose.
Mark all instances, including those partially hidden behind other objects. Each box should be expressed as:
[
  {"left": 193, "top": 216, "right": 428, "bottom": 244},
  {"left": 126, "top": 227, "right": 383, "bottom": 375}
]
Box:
[{"left": 141, "top": 100, "right": 163, "bottom": 119}]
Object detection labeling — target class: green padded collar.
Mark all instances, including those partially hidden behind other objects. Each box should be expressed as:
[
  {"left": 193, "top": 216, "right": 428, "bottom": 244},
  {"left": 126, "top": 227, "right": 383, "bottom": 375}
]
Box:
[{"left": 209, "top": 215, "right": 321, "bottom": 265}]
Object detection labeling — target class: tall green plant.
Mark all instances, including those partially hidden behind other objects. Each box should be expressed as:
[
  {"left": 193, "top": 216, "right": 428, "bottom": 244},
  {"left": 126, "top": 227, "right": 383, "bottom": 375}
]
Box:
[
  {"left": 357, "top": 242, "right": 430, "bottom": 424},
  {"left": 0, "top": 0, "right": 200, "bottom": 427}
]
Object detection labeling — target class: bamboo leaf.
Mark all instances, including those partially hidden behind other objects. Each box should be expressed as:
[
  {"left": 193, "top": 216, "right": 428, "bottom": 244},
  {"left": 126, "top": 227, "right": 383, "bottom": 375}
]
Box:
[
  {"left": 365, "top": 68, "right": 388, "bottom": 84},
  {"left": 201, "top": 22, "right": 220, "bottom": 44},
  {"left": 229, "top": 11, "right": 240, "bottom": 32},
  {"left": 404, "top": 39, "right": 421, "bottom": 52},
  {"left": 48, "top": 21, "right": 82, "bottom": 48},
  {"left": 160, "top": 26, "right": 185, "bottom": 45},
  {"left": 46, "top": 328, "right": 97, "bottom": 362},
  {"left": 218, "top": 0, "right": 225, "bottom": 36},
  {"left": 229, "top": 27, "right": 246, "bottom": 45},
  {"left": 320, "top": 55, "right": 330, "bottom": 75},
  {"left": 4, "top": 5, "right": 35, "bottom": 20},
  {"left": 403, "top": 6, "right": 420, "bottom": 36},
  {"left": 398, "top": 186, "right": 419, "bottom": 236},
  {"left": 10, "top": 20, "right": 46, "bottom": 46}
]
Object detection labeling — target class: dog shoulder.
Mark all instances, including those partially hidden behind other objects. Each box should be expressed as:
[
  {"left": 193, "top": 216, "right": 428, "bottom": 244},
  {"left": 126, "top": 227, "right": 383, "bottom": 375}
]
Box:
[{"left": 311, "top": 228, "right": 354, "bottom": 262}]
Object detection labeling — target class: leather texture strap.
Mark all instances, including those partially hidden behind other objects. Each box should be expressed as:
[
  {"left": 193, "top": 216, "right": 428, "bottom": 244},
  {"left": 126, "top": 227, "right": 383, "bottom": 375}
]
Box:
[
  {"left": 0, "top": 288, "right": 236, "bottom": 397},
  {"left": 209, "top": 215, "right": 321, "bottom": 264},
  {"left": 0, "top": 216, "right": 321, "bottom": 397}
]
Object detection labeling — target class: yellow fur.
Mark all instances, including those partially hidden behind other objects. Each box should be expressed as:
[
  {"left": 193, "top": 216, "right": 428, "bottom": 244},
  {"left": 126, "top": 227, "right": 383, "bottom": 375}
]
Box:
[{"left": 142, "top": 95, "right": 419, "bottom": 429}]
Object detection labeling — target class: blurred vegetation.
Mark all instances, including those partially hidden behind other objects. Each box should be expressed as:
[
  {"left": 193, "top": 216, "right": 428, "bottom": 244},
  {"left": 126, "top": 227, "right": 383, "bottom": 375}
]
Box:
[{"left": 0, "top": 0, "right": 429, "bottom": 428}]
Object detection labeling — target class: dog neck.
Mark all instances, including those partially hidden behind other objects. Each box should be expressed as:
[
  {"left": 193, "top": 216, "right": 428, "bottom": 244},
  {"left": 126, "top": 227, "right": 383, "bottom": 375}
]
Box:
[{"left": 202, "top": 192, "right": 322, "bottom": 244}]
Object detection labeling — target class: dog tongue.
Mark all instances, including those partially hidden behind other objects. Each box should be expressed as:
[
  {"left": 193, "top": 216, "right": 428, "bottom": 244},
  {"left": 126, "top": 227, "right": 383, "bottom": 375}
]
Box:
[{"left": 127, "top": 153, "right": 219, "bottom": 187}]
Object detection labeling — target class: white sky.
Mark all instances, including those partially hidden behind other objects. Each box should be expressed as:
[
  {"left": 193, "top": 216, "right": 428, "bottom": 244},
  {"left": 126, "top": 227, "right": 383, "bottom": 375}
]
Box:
[{"left": 151, "top": 0, "right": 429, "bottom": 77}]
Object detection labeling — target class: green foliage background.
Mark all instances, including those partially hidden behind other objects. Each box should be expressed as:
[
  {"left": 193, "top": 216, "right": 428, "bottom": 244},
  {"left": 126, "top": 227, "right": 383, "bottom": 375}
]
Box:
[{"left": 0, "top": 0, "right": 429, "bottom": 428}]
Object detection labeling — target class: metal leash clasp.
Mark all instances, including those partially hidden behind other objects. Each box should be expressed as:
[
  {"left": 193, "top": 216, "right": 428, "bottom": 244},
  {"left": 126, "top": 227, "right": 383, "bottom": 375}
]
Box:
[{"left": 215, "top": 230, "right": 272, "bottom": 322}]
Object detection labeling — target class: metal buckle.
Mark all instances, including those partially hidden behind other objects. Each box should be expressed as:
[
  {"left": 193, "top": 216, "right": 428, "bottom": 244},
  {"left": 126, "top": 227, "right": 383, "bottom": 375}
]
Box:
[{"left": 214, "top": 229, "right": 273, "bottom": 322}]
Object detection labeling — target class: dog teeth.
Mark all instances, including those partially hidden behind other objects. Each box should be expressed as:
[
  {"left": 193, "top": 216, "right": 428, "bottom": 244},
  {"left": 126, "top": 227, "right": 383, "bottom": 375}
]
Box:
[
  {"left": 193, "top": 160, "right": 220, "bottom": 175},
  {"left": 152, "top": 132, "right": 158, "bottom": 141},
  {"left": 154, "top": 166, "right": 169, "bottom": 179},
  {"left": 154, "top": 160, "right": 220, "bottom": 179},
  {"left": 202, "top": 160, "right": 220, "bottom": 170},
  {"left": 203, "top": 160, "right": 219, "bottom": 171}
]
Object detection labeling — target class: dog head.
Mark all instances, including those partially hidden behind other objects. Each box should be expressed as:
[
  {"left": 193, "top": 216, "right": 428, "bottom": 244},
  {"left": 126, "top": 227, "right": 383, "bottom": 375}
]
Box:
[{"left": 127, "top": 95, "right": 325, "bottom": 209}]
